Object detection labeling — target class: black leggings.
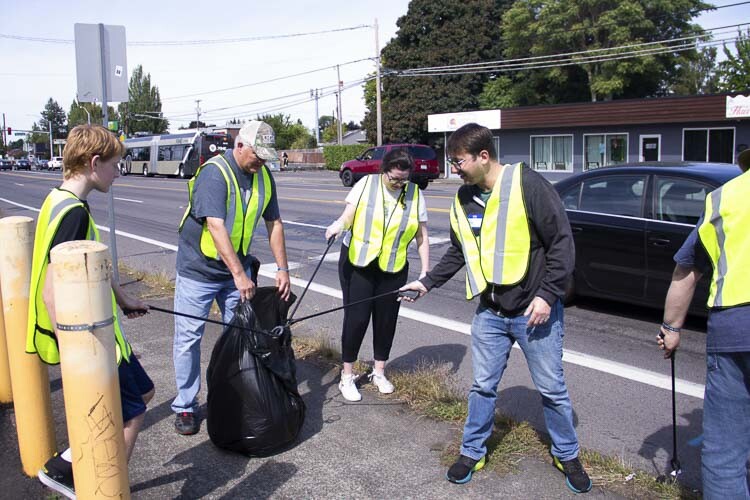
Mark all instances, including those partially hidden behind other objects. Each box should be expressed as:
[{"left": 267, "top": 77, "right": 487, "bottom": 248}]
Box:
[{"left": 338, "top": 247, "right": 409, "bottom": 363}]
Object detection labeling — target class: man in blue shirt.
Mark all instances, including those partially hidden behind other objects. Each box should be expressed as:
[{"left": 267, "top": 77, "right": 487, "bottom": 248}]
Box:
[
  {"left": 658, "top": 148, "right": 750, "bottom": 499},
  {"left": 172, "top": 121, "right": 291, "bottom": 435}
]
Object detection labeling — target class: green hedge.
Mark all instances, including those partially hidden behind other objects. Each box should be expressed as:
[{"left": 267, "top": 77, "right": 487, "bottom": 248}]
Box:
[{"left": 322, "top": 144, "right": 372, "bottom": 171}]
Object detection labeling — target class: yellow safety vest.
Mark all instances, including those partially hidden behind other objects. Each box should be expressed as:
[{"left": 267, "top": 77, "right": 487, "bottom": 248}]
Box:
[
  {"left": 449, "top": 163, "right": 531, "bottom": 299},
  {"left": 26, "top": 189, "right": 132, "bottom": 365},
  {"left": 179, "top": 155, "right": 272, "bottom": 259},
  {"left": 697, "top": 170, "right": 750, "bottom": 308},
  {"left": 348, "top": 174, "right": 420, "bottom": 273}
]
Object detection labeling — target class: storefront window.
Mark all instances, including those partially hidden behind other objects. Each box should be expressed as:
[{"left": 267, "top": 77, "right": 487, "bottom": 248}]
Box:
[
  {"left": 530, "top": 135, "right": 572, "bottom": 171},
  {"left": 584, "top": 134, "right": 628, "bottom": 170}
]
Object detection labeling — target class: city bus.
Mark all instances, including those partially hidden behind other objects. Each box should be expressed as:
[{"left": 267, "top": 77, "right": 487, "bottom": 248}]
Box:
[{"left": 121, "top": 131, "right": 232, "bottom": 178}]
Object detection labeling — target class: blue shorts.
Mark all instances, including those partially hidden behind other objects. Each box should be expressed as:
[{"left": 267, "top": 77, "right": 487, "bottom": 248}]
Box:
[{"left": 119, "top": 354, "right": 154, "bottom": 423}]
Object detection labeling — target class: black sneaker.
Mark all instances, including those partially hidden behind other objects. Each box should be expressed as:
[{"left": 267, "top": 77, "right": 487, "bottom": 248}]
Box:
[
  {"left": 174, "top": 411, "right": 200, "bottom": 435},
  {"left": 38, "top": 453, "right": 75, "bottom": 499},
  {"left": 553, "top": 456, "right": 592, "bottom": 493},
  {"left": 446, "top": 454, "right": 486, "bottom": 484}
]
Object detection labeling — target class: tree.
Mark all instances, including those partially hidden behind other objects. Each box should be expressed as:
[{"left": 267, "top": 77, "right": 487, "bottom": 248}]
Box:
[
  {"left": 39, "top": 98, "right": 67, "bottom": 140},
  {"left": 117, "top": 65, "right": 169, "bottom": 136},
  {"left": 67, "top": 101, "right": 119, "bottom": 128},
  {"left": 367, "top": 0, "right": 512, "bottom": 144},
  {"left": 670, "top": 46, "right": 720, "bottom": 95},
  {"left": 717, "top": 28, "right": 750, "bottom": 92},
  {"left": 255, "top": 113, "right": 316, "bottom": 149},
  {"left": 500, "top": 0, "right": 711, "bottom": 103}
]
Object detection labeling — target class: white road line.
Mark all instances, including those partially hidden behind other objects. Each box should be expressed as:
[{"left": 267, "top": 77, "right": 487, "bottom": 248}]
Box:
[
  {"left": 285, "top": 220, "right": 326, "bottom": 229},
  {"left": 114, "top": 197, "right": 143, "bottom": 204},
  {"left": 14, "top": 183, "right": 24, "bottom": 187},
  {"left": 0, "top": 195, "right": 705, "bottom": 399}
]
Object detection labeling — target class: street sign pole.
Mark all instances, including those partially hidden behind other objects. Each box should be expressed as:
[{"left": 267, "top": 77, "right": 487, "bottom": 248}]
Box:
[{"left": 98, "top": 23, "right": 121, "bottom": 284}]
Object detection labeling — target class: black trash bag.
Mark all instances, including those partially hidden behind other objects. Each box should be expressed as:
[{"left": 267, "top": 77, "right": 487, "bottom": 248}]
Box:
[{"left": 206, "top": 287, "right": 305, "bottom": 456}]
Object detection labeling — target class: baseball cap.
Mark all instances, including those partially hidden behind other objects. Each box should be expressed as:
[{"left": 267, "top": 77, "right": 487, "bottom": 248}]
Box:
[
  {"left": 737, "top": 148, "right": 750, "bottom": 172},
  {"left": 238, "top": 121, "right": 279, "bottom": 161}
]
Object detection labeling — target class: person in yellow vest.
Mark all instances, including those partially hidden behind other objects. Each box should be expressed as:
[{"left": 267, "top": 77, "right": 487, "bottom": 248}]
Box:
[
  {"left": 400, "top": 123, "right": 591, "bottom": 492},
  {"left": 325, "top": 148, "right": 429, "bottom": 402},
  {"left": 658, "top": 148, "right": 750, "bottom": 499},
  {"left": 172, "top": 120, "right": 290, "bottom": 435},
  {"left": 27, "top": 124, "right": 153, "bottom": 499}
]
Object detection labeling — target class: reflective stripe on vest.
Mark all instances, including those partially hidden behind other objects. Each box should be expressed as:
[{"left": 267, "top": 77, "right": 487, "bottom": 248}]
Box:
[
  {"left": 449, "top": 163, "right": 531, "bottom": 299},
  {"left": 179, "top": 156, "right": 271, "bottom": 259},
  {"left": 697, "top": 171, "right": 750, "bottom": 308},
  {"left": 348, "top": 174, "right": 420, "bottom": 273},
  {"left": 26, "top": 189, "right": 132, "bottom": 365}
]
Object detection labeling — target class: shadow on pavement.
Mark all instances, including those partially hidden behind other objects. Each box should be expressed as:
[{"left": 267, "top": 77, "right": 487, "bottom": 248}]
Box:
[{"left": 388, "top": 343, "right": 468, "bottom": 374}]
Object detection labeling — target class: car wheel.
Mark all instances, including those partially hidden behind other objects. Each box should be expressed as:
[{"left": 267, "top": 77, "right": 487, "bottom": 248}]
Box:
[
  {"left": 143, "top": 165, "right": 151, "bottom": 177},
  {"left": 341, "top": 169, "right": 354, "bottom": 187},
  {"left": 563, "top": 274, "right": 576, "bottom": 306}
]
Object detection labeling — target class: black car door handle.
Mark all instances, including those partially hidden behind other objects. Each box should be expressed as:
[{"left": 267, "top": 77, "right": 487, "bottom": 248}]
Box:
[
  {"left": 570, "top": 226, "right": 583, "bottom": 234},
  {"left": 649, "top": 238, "right": 671, "bottom": 247}
]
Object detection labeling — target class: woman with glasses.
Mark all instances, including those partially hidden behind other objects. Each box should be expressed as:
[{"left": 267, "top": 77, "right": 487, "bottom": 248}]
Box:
[{"left": 325, "top": 148, "right": 430, "bottom": 401}]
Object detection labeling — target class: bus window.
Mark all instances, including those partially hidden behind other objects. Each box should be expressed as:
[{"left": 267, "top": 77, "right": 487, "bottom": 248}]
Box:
[
  {"left": 158, "top": 146, "right": 172, "bottom": 161},
  {"left": 200, "top": 133, "right": 231, "bottom": 164},
  {"left": 133, "top": 147, "right": 150, "bottom": 161}
]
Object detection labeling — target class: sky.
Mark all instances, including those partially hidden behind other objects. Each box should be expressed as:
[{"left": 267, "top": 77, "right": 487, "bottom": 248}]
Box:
[{"left": 0, "top": 0, "right": 746, "bottom": 139}]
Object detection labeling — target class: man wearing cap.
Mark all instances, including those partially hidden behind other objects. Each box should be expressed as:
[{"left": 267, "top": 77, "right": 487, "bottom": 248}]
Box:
[
  {"left": 172, "top": 120, "right": 291, "bottom": 435},
  {"left": 658, "top": 148, "right": 750, "bottom": 499}
]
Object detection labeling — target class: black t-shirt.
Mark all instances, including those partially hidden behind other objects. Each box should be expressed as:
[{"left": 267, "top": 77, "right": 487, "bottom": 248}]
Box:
[{"left": 48, "top": 191, "right": 91, "bottom": 262}]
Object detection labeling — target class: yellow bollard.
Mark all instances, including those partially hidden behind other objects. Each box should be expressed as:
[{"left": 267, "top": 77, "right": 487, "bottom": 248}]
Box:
[
  {"left": 0, "top": 282, "right": 13, "bottom": 403},
  {"left": 51, "top": 240, "right": 130, "bottom": 499},
  {"left": 0, "top": 216, "right": 56, "bottom": 476}
]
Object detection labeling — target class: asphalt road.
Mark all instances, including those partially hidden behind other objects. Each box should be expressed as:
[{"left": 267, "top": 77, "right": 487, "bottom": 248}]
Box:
[{"left": 0, "top": 168, "right": 709, "bottom": 488}]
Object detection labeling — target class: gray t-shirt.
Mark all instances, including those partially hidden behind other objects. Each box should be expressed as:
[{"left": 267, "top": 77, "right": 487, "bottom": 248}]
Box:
[{"left": 176, "top": 150, "right": 281, "bottom": 281}]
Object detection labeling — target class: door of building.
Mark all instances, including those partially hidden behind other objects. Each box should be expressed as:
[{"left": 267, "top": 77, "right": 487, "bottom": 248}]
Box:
[{"left": 640, "top": 135, "right": 661, "bottom": 162}]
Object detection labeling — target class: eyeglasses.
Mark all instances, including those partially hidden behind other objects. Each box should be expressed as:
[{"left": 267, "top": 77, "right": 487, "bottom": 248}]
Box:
[
  {"left": 385, "top": 171, "right": 409, "bottom": 186},
  {"left": 447, "top": 157, "right": 468, "bottom": 170}
]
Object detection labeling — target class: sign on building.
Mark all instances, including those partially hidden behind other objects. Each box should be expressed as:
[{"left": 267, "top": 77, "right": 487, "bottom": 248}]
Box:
[
  {"left": 726, "top": 95, "right": 750, "bottom": 119},
  {"left": 427, "top": 110, "right": 502, "bottom": 133}
]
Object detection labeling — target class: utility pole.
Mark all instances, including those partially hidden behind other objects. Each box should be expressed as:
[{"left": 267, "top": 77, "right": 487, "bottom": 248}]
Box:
[
  {"left": 310, "top": 89, "right": 320, "bottom": 144},
  {"left": 2, "top": 113, "right": 6, "bottom": 150},
  {"left": 48, "top": 121, "right": 53, "bottom": 159},
  {"left": 374, "top": 18, "right": 382, "bottom": 146},
  {"left": 195, "top": 99, "right": 202, "bottom": 129},
  {"left": 336, "top": 65, "right": 343, "bottom": 145}
]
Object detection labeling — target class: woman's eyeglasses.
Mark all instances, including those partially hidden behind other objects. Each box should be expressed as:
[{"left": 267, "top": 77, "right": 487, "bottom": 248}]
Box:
[{"left": 385, "top": 171, "right": 409, "bottom": 186}]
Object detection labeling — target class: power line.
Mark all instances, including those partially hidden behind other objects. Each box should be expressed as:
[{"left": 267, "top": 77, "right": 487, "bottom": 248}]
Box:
[
  {"left": 162, "top": 58, "right": 373, "bottom": 101},
  {"left": 0, "top": 24, "right": 372, "bottom": 46}
]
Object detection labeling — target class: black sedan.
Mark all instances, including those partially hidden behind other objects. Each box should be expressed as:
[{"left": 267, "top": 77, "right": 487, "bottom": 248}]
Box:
[
  {"left": 0, "top": 159, "right": 13, "bottom": 171},
  {"left": 14, "top": 159, "right": 31, "bottom": 170},
  {"left": 554, "top": 162, "right": 741, "bottom": 315}
]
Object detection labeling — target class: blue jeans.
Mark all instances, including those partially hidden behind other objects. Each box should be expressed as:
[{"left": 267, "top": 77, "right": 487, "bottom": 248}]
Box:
[
  {"left": 460, "top": 300, "right": 580, "bottom": 461},
  {"left": 171, "top": 273, "right": 241, "bottom": 414},
  {"left": 702, "top": 352, "right": 750, "bottom": 500}
]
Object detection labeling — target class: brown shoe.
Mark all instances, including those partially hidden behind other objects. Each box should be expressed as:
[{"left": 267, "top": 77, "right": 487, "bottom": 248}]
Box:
[{"left": 174, "top": 412, "right": 199, "bottom": 435}]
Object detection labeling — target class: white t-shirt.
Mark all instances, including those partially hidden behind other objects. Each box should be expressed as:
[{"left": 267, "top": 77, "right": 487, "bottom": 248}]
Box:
[{"left": 342, "top": 175, "right": 427, "bottom": 247}]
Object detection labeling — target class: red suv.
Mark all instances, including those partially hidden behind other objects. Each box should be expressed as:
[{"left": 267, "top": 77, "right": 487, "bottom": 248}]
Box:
[{"left": 339, "top": 144, "right": 440, "bottom": 189}]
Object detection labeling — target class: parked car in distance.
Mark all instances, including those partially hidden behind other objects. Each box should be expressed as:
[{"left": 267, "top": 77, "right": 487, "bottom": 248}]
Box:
[
  {"left": 48, "top": 156, "right": 64, "bottom": 171},
  {"left": 0, "top": 158, "right": 13, "bottom": 171},
  {"left": 339, "top": 144, "right": 440, "bottom": 189},
  {"left": 14, "top": 159, "right": 31, "bottom": 170},
  {"left": 553, "top": 162, "right": 741, "bottom": 316},
  {"left": 266, "top": 160, "right": 281, "bottom": 172},
  {"left": 36, "top": 159, "right": 49, "bottom": 170}
]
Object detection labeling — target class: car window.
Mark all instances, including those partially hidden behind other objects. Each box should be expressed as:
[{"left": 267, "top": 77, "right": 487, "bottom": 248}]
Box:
[
  {"left": 559, "top": 184, "right": 582, "bottom": 210},
  {"left": 579, "top": 175, "right": 646, "bottom": 217},
  {"left": 361, "top": 149, "right": 375, "bottom": 160},
  {"left": 407, "top": 146, "right": 436, "bottom": 160},
  {"left": 371, "top": 147, "right": 385, "bottom": 160},
  {"left": 655, "top": 177, "right": 711, "bottom": 225}
]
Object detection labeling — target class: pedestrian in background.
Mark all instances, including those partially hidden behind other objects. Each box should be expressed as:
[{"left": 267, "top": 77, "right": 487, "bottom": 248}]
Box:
[
  {"left": 400, "top": 123, "right": 591, "bottom": 492},
  {"left": 326, "top": 148, "right": 429, "bottom": 401},
  {"left": 28, "top": 124, "right": 154, "bottom": 499},
  {"left": 658, "top": 148, "right": 750, "bottom": 499},
  {"left": 172, "top": 120, "right": 291, "bottom": 435}
]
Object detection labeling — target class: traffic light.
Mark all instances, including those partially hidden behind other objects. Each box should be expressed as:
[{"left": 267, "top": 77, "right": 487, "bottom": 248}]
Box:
[{"left": 6, "top": 127, "right": 10, "bottom": 135}]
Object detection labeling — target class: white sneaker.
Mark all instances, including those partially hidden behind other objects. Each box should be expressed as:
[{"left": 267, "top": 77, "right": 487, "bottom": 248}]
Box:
[
  {"left": 338, "top": 371, "right": 362, "bottom": 401},
  {"left": 369, "top": 371, "right": 395, "bottom": 394}
]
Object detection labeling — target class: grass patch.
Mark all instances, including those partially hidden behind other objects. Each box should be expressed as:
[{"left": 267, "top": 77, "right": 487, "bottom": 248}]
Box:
[
  {"left": 118, "top": 263, "right": 174, "bottom": 298},
  {"left": 388, "top": 361, "right": 467, "bottom": 422}
]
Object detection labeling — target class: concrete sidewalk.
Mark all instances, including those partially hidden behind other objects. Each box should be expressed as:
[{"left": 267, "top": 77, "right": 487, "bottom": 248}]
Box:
[{"left": 1, "top": 288, "right": 621, "bottom": 499}]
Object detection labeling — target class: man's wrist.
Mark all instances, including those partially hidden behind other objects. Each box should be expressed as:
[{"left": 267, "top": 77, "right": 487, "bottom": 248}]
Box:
[
  {"left": 277, "top": 267, "right": 290, "bottom": 272},
  {"left": 661, "top": 322, "right": 682, "bottom": 334}
]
